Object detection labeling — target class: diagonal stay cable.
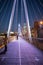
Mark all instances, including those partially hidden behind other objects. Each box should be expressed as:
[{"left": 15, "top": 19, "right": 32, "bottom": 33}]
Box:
[
  {"left": 23, "top": 0, "right": 32, "bottom": 42},
  {"left": 4, "top": 0, "right": 13, "bottom": 33},
  {"left": 0, "top": 0, "right": 7, "bottom": 13},
  {"left": 38, "top": 0, "right": 43, "bottom": 7},
  {"left": 29, "top": 0, "right": 38, "bottom": 21},
  {"left": 7, "top": 0, "right": 17, "bottom": 37},
  {"left": 15, "top": 0, "right": 18, "bottom": 32},
  {"left": 0, "top": 0, "right": 10, "bottom": 25},
  {"left": 21, "top": 0, "right": 24, "bottom": 27},
  {"left": 33, "top": 0, "right": 42, "bottom": 17},
  {"left": 26, "top": 0, "right": 34, "bottom": 26}
]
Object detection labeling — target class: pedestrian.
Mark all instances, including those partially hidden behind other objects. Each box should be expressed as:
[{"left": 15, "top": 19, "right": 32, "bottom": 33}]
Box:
[
  {"left": 4, "top": 33, "right": 7, "bottom": 53},
  {"left": 17, "top": 35, "right": 18, "bottom": 39}
]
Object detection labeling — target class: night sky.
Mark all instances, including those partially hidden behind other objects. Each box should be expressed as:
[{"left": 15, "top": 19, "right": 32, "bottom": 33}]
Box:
[{"left": 0, "top": 0, "right": 43, "bottom": 33}]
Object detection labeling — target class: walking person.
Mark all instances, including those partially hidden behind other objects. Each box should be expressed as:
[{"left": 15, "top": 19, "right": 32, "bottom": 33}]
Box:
[{"left": 4, "top": 34, "right": 7, "bottom": 53}]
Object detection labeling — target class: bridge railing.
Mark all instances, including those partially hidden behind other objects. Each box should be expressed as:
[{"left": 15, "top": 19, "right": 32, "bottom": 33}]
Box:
[{"left": 22, "top": 36, "right": 43, "bottom": 50}]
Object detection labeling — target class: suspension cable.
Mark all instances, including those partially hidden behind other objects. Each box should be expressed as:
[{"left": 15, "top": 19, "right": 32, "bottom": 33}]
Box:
[
  {"left": 23, "top": 0, "right": 32, "bottom": 42},
  {"left": 38, "top": 0, "right": 43, "bottom": 7},
  {"left": 0, "top": 0, "right": 7, "bottom": 13},
  {"left": 0, "top": 0, "right": 10, "bottom": 24},
  {"left": 33, "top": 0, "right": 42, "bottom": 16},
  {"left": 21, "top": 0, "right": 24, "bottom": 27},
  {"left": 26, "top": 1, "right": 34, "bottom": 26},
  {"left": 7, "top": 0, "right": 16, "bottom": 37},
  {"left": 15, "top": 0, "right": 18, "bottom": 32},
  {"left": 4, "top": 0, "right": 12, "bottom": 33},
  {"left": 29, "top": 0, "right": 38, "bottom": 21}
]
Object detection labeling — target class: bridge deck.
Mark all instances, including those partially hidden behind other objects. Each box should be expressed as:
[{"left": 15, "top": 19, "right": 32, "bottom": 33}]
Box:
[{"left": 0, "top": 37, "right": 43, "bottom": 65}]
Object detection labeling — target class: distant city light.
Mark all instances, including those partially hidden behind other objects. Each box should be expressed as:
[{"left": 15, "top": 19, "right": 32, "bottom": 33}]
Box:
[
  {"left": 9, "top": 32, "right": 14, "bottom": 34},
  {"left": 40, "top": 21, "right": 43, "bottom": 25},
  {"left": 18, "top": 24, "right": 22, "bottom": 36}
]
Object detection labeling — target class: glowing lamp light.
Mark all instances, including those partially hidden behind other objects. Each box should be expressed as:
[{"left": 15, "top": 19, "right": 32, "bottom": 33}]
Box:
[{"left": 40, "top": 21, "right": 43, "bottom": 25}]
